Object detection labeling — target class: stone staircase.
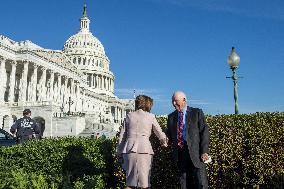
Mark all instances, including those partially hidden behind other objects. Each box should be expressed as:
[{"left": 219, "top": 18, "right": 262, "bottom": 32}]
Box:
[{"left": 78, "top": 123, "right": 117, "bottom": 139}]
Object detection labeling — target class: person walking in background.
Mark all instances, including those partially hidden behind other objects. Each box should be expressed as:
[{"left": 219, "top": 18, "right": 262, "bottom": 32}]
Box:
[
  {"left": 167, "top": 91, "right": 210, "bottom": 189},
  {"left": 116, "top": 95, "right": 168, "bottom": 189},
  {"left": 10, "top": 109, "right": 40, "bottom": 144}
]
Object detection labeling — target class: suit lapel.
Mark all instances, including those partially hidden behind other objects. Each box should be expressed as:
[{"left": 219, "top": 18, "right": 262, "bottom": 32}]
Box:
[
  {"left": 185, "top": 106, "right": 193, "bottom": 145},
  {"left": 186, "top": 106, "right": 192, "bottom": 127},
  {"left": 172, "top": 110, "right": 178, "bottom": 142}
]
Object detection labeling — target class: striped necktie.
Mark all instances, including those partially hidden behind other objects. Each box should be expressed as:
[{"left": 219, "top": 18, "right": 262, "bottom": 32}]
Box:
[{"left": 178, "top": 111, "right": 184, "bottom": 148}]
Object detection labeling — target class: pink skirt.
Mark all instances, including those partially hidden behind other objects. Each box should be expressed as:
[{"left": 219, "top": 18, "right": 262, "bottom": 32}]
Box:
[{"left": 123, "top": 153, "right": 153, "bottom": 188}]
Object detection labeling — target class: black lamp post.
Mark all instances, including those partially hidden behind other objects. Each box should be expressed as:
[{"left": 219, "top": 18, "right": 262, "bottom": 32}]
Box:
[{"left": 67, "top": 96, "right": 74, "bottom": 115}]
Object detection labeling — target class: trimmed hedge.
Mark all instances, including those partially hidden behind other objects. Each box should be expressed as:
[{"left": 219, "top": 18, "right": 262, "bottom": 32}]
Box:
[
  {"left": 0, "top": 138, "right": 115, "bottom": 189},
  {"left": 206, "top": 112, "right": 284, "bottom": 188},
  {"left": 150, "top": 113, "right": 284, "bottom": 188},
  {"left": 0, "top": 112, "right": 283, "bottom": 188}
]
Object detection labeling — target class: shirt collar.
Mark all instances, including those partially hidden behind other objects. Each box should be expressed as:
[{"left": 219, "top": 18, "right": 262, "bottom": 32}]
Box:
[{"left": 182, "top": 106, "right": 187, "bottom": 114}]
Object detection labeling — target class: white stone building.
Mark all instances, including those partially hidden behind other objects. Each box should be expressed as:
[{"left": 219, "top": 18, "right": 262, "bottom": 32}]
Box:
[{"left": 0, "top": 5, "right": 134, "bottom": 137}]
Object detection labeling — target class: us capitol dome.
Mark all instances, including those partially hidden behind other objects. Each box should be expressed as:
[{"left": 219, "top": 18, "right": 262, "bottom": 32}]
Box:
[
  {"left": 63, "top": 4, "right": 114, "bottom": 97},
  {"left": 0, "top": 4, "right": 134, "bottom": 138}
]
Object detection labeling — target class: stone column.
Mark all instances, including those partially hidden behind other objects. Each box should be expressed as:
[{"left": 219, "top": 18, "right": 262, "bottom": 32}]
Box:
[
  {"left": 109, "top": 79, "right": 112, "bottom": 93},
  {"left": 48, "top": 70, "right": 54, "bottom": 101},
  {"left": 108, "top": 78, "right": 111, "bottom": 91},
  {"left": 103, "top": 76, "right": 105, "bottom": 89},
  {"left": 89, "top": 73, "right": 92, "bottom": 87},
  {"left": 66, "top": 77, "right": 70, "bottom": 101},
  {"left": 42, "top": 67, "right": 47, "bottom": 101},
  {"left": 120, "top": 108, "right": 123, "bottom": 124},
  {"left": 106, "top": 78, "right": 109, "bottom": 91},
  {"left": 19, "top": 61, "right": 29, "bottom": 102},
  {"left": 105, "top": 76, "right": 107, "bottom": 89},
  {"left": 95, "top": 75, "right": 98, "bottom": 88},
  {"left": 70, "top": 78, "right": 74, "bottom": 104},
  {"left": 112, "top": 79, "right": 114, "bottom": 93},
  {"left": 92, "top": 74, "right": 95, "bottom": 87},
  {"left": 82, "top": 88, "right": 85, "bottom": 112},
  {"left": 108, "top": 77, "right": 110, "bottom": 91},
  {"left": 0, "top": 57, "right": 6, "bottom": 102},
  {"left": 8, "top": 61, "right": 17, "bottom": 102},
  {"left": 122, "top": 108, "right": 126, "bottom": 120},
  {"left": 56, "top": 73, "right": 61, "bottom": 103},
  {"left": 110, "top": 79, "right": 113, "bottom": 93},
  {"left": 31, "top": 65, "right": 38, "bottom": 102},
  {"left": 114, "top": 106, "right": 117, "bottom": 123},
  {"left": 117, "top": 107, "right": 120, "bottom": 123},
  {"left": 118, "top": 108, "right": 121, "bottom": 124},
  {"left": 100, "top": 75, "right": 103, "bottom": 89},
  {"left": 93, "top": 74, "right": 95, "bottom": 88},
  {"left": 75, "top": 82, "right": 80, "bottom": 111},
  {"left": 110, "top": 78, "right": 113, "bottom": 92},
  {"left": 38, "top": 67, "right": 47, "bottom": 102},
  {"left": 102, "top": 75, "right": 105, "bottom": 89},
  {"left": 97, "top": 75, "right": 100, "bottom": 89},
  {"left": 117, "top": 108, "right": 120, "bottom": 124},
  {"left": 62, "top": 76, "right": 68, "bottom": 110},
  {"left": 102, "top": 75, "right": 104, "bottom": 89},
  {"left": 105, "top": 77, "right": 108, "bottom": 91}
]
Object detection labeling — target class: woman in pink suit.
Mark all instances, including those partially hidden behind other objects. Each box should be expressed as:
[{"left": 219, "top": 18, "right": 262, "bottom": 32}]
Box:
[{"left": 117, "top": 95, "right": 168, "bottom": 189}]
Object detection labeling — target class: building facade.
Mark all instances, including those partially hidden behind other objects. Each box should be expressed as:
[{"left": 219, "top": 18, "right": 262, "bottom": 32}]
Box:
[{"left": 0, "top": 5, "right": 134, "bottom": 137}]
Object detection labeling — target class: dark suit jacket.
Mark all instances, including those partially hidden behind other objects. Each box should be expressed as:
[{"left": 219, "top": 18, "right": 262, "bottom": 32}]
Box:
[{"left": 167, "top": 106, "right": 209, "bottom": 168}]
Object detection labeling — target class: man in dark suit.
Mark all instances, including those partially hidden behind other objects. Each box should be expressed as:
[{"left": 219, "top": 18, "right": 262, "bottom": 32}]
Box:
[{"left": 167, "top": 91, "right": 209, "bottom": 189}]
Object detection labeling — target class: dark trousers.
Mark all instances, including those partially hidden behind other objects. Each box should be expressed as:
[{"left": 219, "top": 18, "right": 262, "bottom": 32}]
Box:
[
  {"left": 17, "top": 135, "right": 33, "bottom": 144},
  {"left": 177, "top": 144, "right": 208, "bottom": 189}
]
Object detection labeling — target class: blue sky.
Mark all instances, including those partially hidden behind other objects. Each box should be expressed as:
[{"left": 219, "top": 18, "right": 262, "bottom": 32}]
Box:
[{"left": 1, "top": 0, "right": 283, "bottom": 115}]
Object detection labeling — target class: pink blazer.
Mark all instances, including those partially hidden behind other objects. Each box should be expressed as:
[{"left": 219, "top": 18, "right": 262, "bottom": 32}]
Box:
[{"left": 116, "top": 109, "right": 167, "bottom": 155}]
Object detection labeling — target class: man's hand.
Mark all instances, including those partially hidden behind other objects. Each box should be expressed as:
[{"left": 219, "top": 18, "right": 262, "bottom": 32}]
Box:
[{"left": 201, "top": 153, "right": 209, "bottom": 162}]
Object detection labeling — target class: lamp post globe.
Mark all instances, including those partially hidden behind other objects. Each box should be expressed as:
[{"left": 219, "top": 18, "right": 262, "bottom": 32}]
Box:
[
  {"left": 227, "top": 47, "right": 240, "bottom": 114},
  {"left": 228, "top": 47, "right": 240, "bottom": 68}
]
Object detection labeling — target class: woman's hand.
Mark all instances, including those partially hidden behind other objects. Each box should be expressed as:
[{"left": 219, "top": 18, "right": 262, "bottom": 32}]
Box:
[{"left": 160, "top": 137, "right": 168, "bottom": 148}]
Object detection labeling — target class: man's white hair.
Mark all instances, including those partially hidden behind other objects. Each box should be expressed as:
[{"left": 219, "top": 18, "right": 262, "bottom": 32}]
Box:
[{"left": 172, "top": 91, "right": 187, "bottom": 101}]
